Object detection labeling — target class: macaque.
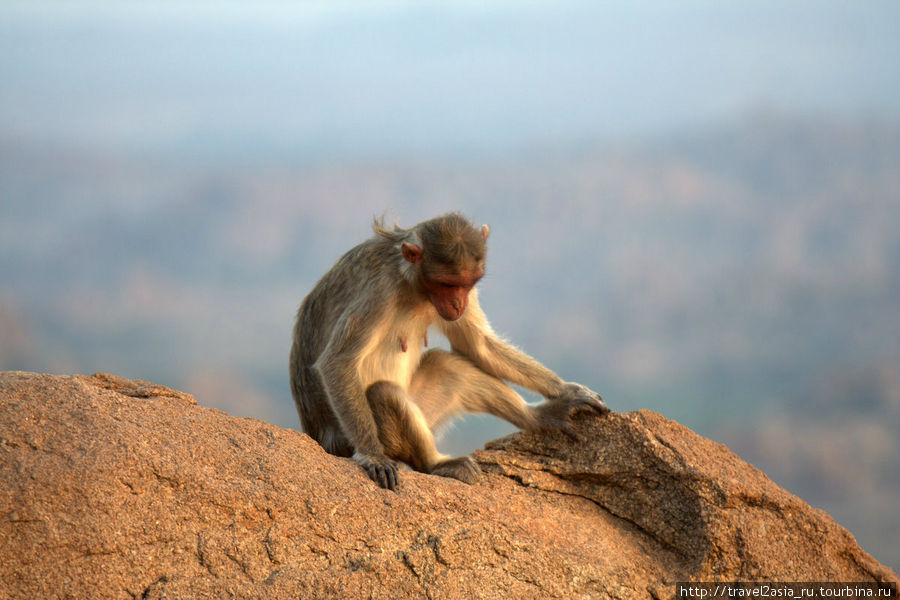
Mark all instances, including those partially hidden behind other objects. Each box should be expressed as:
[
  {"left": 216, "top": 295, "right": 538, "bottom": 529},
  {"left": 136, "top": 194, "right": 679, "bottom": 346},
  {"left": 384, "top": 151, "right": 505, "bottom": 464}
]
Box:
[{"left": 289, "top": 213, "right": 608, "bottom": 490}]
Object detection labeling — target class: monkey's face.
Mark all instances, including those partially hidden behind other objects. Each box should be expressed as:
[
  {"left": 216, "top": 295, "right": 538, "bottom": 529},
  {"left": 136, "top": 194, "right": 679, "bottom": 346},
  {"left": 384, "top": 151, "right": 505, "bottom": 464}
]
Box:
[
  {"left": 400, "top": 237, "right": 485, "bottom": 321},
  {"left": 421, "top": 268, "right": 482, "bottom": 321}
]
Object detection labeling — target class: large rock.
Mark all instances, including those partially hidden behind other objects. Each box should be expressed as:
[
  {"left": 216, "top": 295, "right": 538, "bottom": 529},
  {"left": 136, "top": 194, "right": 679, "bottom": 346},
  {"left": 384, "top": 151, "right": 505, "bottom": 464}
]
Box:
[{"left": 0, "top": 372, "right": 896, "bottom": 599}]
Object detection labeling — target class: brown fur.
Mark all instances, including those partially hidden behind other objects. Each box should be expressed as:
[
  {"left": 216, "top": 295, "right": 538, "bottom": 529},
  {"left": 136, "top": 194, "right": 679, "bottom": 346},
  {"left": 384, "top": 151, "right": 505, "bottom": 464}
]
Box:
[{"left": 289, "top": 213, "right": 608, "bottom": 490}]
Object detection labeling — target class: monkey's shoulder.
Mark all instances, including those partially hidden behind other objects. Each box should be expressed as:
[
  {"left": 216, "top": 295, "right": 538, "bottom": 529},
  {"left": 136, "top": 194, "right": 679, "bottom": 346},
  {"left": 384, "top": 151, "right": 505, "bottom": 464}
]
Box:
[
  {"left": 301, "top": 239, "right": 403, "bottom": 323},
  {"left": 331, "top": 238, "right": 400, "bottom": 277},
  {"left": 310, "top": 239, "right": 389, "bottom": 284}
]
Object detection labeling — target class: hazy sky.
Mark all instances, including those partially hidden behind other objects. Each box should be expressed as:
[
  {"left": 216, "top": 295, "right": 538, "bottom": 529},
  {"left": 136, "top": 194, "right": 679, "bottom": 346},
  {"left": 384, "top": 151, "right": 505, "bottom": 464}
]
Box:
[
  {"left": 2, "top": 1, "right": 899, "bottom": 161},
  {"left": 4, "top": 2, "right": 900, "bottom": 570}
]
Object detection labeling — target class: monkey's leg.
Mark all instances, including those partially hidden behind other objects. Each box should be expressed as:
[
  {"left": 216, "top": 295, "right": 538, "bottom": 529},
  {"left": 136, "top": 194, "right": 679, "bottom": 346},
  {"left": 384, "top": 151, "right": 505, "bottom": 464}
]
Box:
[
  {"left": 407, "top": 348, "right": 545, "bottom": 485},
  {"left": 366, "top": 380, "right": 481, "bottom": 484},
  {"left": 411, "top": 349, "right": 539, "bottom": 431},
  {"left": 414, "top": 350, "right": 607, "bottom": 441},
  {"left": 290, "top": 361, "right": 354, "bottom": 457},
  {"left": 365, "top": 381, "right": 448, "bottom": 473}
]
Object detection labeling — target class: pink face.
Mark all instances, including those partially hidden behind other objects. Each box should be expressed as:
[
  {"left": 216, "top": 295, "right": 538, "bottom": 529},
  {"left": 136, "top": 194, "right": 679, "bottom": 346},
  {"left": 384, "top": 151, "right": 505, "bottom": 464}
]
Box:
[
  {"left": 401, "top": 237, "right": 486, "bottom": 321},
  {"left": 421, "top": 269, "right": 483, "bottom": 321}
]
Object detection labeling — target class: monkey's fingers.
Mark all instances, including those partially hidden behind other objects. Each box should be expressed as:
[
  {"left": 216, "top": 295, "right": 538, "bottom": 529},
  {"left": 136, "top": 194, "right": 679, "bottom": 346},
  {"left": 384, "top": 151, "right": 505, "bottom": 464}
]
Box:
[
  {"left": 588, "top": 396, "right": 611, "bottom": 415},
  {"left": 569, "top": 394, "right": 610, "bottom": 417},
  {"left": 559, "top": 421, "right": 582, "bottom": 442}
]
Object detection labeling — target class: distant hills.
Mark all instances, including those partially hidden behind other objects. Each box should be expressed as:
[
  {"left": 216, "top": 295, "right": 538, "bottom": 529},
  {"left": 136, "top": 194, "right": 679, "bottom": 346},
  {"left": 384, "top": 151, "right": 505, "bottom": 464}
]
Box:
[{"left": 1, "top": 113, "right": 898, "bottom": 568}]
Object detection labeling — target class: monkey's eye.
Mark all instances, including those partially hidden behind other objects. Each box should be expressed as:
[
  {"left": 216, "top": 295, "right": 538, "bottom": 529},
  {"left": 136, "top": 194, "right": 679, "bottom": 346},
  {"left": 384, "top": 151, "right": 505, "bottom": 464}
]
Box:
[{"left": 440, "top": 283, "right": 457, "bottom": 289}]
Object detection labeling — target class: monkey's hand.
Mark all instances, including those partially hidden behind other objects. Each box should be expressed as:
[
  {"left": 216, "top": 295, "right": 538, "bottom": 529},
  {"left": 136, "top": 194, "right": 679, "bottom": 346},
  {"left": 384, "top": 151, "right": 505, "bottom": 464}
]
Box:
[
  {"left": 352, "top": 451, "right": 399, "bottom": 491},
  {"left": 540, "top": 382, "right": 609, "bottom": 440}
]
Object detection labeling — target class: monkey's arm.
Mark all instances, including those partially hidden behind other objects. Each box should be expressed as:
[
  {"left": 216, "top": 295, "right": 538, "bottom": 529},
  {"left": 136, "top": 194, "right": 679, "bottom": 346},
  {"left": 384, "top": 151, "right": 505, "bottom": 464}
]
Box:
[
  {"left": 441, "top": 291, "right": 608, "bottom": 427},
  {"left": 440, "top": 291, "right": 562, "bottom": 396},
  {"left": 313, "top": 312, "right": 398, "bottom": 489}
]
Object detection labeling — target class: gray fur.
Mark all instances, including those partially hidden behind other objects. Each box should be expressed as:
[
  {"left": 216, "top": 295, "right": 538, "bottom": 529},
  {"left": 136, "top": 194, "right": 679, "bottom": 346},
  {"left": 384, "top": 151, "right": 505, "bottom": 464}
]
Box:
[{"left": 289, "top": 213, "right": 608, "bottom": 490}]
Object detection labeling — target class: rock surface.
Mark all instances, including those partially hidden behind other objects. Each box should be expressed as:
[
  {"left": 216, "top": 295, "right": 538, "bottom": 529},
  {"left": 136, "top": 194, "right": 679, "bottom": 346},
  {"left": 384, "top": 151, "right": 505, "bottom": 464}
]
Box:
[{"left": 0, "top": 371, "right": 896, "bottom": 599}]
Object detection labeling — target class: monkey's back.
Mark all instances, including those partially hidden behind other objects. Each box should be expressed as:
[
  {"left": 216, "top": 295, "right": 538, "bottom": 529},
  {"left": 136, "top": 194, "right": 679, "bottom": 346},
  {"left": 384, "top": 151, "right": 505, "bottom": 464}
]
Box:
[{"left": 289, "top": 236, "right": 401, "bottom": 453}]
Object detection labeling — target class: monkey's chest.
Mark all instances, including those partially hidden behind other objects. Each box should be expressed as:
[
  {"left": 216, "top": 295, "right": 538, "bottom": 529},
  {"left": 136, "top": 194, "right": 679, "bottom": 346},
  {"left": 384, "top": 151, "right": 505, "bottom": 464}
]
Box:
[{"left": 356, "top": 325, "right": 429, "bottom": 391}]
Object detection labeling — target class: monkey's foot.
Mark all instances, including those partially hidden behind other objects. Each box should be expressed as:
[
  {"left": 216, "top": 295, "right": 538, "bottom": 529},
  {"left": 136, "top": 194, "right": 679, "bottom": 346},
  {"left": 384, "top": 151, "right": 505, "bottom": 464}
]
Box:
[
  {"left": 353, "top": 452, "right": 399, "bottom": 490},
  {"left": 430, "top": 455, "right": 481, "bottom": 484}
]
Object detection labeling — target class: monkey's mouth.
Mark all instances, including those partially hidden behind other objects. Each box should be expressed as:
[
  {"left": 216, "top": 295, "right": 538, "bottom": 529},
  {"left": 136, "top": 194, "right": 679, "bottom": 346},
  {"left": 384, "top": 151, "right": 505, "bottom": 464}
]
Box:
[{"left": 436, "top": 307, "right": 464, "bottom": 321}]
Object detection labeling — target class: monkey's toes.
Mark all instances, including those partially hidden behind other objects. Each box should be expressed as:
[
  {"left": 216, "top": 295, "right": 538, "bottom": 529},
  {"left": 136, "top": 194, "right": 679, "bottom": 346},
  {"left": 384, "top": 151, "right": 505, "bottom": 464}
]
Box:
[
  {"left": 365, "top": 462, "right": 399, "bottom": 490},
  {"left": 431, "top": 456, "right": 482, "bottom": 484}
]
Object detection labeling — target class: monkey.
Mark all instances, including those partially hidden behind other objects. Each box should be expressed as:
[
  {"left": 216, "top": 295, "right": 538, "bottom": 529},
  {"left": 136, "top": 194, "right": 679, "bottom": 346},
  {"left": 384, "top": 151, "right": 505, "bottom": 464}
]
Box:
[{"left": 289, "top": 213, "right": 608, "bottom": 490}]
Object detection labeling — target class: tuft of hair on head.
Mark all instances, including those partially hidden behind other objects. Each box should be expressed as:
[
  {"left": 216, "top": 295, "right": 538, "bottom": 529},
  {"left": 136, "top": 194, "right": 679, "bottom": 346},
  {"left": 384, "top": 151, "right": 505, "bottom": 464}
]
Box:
[
  {"left": 418, "top": 212, "right": 486, "bottom": 266},
  {"left": 372, "top": 213, "right": 408, "bottom": 242}
]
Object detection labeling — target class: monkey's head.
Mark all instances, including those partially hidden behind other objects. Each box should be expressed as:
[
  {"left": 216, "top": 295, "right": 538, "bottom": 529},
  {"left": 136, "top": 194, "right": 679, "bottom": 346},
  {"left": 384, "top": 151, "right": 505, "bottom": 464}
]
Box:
[{"left": 401, "top": 213, "right": 489, "bottom": 321}]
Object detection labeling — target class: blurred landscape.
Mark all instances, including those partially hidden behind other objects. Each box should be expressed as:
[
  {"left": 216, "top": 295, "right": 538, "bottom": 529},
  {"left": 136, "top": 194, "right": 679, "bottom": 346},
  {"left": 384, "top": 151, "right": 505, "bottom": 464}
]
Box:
[{"left": 2, "top": 1, "right": 899, "bottom": 569}]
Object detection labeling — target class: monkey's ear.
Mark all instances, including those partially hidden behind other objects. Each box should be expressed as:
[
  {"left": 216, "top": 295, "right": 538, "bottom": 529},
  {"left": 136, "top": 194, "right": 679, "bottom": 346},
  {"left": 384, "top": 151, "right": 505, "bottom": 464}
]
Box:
[
  {"left": 401, "top": 242, "right": 423, "bottom": 264},
  {"left": 481, "top": 224, "right": 490, "bottom": 242}
]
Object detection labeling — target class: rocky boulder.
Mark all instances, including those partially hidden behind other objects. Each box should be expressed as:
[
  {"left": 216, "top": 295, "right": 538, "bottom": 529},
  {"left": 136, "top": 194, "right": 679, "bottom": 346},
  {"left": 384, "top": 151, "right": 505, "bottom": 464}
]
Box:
[{"left": 1, "top": 372, "right": 896, "bottom": 599}]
